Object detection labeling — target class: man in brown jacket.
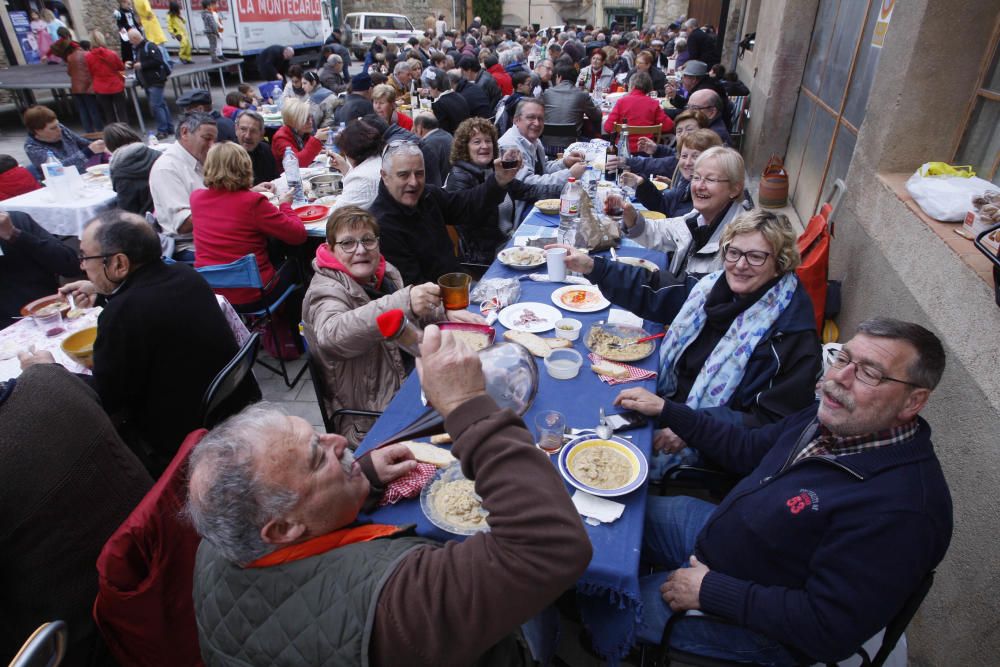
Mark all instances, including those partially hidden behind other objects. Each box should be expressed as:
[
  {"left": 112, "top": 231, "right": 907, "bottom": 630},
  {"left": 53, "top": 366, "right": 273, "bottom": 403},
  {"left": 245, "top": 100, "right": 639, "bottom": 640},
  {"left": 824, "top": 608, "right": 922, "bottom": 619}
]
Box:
[{"left": 189, "top": 325, "right": 592, "bottom": 666}]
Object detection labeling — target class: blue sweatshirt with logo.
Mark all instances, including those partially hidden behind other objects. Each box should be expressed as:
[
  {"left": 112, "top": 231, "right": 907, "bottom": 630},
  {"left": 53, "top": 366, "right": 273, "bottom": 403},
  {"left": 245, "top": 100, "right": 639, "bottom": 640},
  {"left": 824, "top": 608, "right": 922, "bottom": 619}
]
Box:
[{"left": 660, "top": 401, "right": 953, "bottom": 663}]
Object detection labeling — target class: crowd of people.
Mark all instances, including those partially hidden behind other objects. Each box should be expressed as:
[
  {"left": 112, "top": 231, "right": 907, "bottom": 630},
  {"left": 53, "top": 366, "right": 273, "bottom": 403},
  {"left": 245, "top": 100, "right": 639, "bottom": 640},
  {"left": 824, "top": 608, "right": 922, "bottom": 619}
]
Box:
[{"left": 0, "top": 11, "right": 954, "bottom": 667}]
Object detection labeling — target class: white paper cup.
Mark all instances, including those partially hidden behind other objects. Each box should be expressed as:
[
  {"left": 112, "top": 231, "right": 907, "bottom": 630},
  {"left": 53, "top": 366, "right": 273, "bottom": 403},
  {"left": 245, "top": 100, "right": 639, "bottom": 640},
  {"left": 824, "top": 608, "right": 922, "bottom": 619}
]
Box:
[
  {"left": 554, "top": 318, "right": 582, "bottom": 340},
  {"left": 546, "top": 247, "right": 567, "bottom": 282}
]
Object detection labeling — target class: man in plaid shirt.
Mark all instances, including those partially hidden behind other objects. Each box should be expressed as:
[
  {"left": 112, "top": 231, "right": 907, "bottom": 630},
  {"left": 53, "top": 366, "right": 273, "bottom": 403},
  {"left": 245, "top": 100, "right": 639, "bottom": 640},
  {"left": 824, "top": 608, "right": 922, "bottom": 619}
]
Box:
[{"left": 616, "top": 317, "right": 953, "bottom": 664}]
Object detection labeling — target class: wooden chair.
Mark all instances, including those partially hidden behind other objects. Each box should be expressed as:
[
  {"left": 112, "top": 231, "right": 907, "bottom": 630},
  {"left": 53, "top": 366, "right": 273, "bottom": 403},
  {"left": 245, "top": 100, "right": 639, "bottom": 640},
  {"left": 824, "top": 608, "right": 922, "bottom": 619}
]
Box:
[{"left": 614, "top": 123, "right": 664, "bottom": 143}]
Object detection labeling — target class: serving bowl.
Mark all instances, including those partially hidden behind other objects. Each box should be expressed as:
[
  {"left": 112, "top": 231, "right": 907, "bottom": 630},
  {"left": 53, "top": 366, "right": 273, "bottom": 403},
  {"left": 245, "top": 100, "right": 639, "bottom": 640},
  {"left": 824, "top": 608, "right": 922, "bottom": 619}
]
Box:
[{"left": 61, "top": 326, "right": 98, "bottom": 369}]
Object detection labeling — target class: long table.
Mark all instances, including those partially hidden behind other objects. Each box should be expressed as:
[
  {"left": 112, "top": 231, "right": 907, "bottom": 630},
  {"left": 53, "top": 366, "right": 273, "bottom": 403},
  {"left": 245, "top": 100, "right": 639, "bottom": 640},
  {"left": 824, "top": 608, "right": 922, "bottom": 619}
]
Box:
[
  {"left": 355, "top": 207, "right": 666, "bottom": 663},
  {"left": 0, "top": 180, "right": 117, "bottom": 238}
]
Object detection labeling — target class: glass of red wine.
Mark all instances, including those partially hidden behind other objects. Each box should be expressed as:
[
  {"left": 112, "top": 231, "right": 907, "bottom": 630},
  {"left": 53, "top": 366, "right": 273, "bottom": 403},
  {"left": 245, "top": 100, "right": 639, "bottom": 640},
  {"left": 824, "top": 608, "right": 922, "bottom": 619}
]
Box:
[
  {"left": 604, "top": 192, "right": 625, "bottom": 220},
  {"left": 501, "top": 148, "right": 521, "bottom": 169}
]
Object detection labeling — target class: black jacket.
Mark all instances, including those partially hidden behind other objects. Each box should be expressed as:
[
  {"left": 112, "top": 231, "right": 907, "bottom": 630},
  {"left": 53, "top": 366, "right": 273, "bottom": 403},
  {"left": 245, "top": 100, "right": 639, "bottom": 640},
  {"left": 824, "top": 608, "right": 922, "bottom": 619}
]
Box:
[
  {"left": 419, "top": 129, "right": 454, "bottom": 188},
  {"left": 132, "top": 39, "right": 169, "bottom": 88},
  {"left": 257, "top": 44, "right": 290, "bottom": 81},
  {"left": 334, "top": 94, "right": 375, "bottom": 125},
  {"left": 0, "top": 211, "right": 80, "bottom": 328},
  {"left": 92, "top": 260, "right": 239, "bottom": 475},
  {"left": 431, "top": 91, "right": 470, "bottom": 135},
  {"left": 210, "top": 110, "right": 236, "bottom": 142},
  {"left": 445, "top": 160, "right": 562, "bottom": 264},
  {"left": 247, "top": 140, "right": 277, "bottom": 185},
  {"left": 110, "top": 143, "right": 161, "bottom": 215},
  {"left": 368, "top": 177, "right": 508, "bottom": 286},
  {"left": 474, "top": 70, "right": 502, "bottom": 110}
]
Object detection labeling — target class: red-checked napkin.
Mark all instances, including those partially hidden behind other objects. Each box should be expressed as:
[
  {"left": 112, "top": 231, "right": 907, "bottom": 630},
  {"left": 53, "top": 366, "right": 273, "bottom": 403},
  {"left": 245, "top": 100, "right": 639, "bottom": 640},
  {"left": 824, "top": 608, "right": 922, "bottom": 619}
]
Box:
[
  {"left": 588, "top": 352, "right": 657, "bottom": 385},
  {"left": 378, "top": 462, "right": 439, "bottom": 506}
]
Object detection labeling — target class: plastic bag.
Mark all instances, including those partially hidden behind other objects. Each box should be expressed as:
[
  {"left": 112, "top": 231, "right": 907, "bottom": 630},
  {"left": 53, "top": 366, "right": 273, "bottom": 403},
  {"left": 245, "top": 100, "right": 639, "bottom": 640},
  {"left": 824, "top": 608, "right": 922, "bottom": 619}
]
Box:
[{"left": 905, "top": 166, "right": 996, "bottom": 221}]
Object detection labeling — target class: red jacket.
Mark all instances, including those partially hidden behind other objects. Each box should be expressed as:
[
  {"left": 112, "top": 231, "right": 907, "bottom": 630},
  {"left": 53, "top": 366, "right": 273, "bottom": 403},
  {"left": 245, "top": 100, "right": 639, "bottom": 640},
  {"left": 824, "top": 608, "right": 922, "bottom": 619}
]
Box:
[
  {"left": 271, "top": 125, "right": 323, "bottom": 173},
  {"left": 93, "top": 429, "right": 207, "bottom": 667},
  {"left": 85, "top": 46, "right": 125, "bottom": 95},
  {"left": 0, "top": 166, "right": 41, "bottom": 200},
  {"left": 603, "top": 89, "right": 674, "bottom": 152},
  {"left": 488, "top": 64, "right": 514, "bottom": 96},
  {"left": 67, "top": 49, "right": 94, "bottom": 94},
  {"left": 192, "top": 187, "right": 307, "bottom": 304}
]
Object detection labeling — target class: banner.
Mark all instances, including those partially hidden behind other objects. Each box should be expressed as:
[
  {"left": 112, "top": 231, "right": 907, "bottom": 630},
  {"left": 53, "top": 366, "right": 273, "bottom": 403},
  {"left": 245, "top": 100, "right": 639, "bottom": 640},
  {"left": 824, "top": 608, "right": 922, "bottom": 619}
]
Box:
[
  {"left": 10, "top": 11, "right": 40, "bottom": 64},
  {"left": 235, "top": 0, "right": 322, "bottom": 22}
]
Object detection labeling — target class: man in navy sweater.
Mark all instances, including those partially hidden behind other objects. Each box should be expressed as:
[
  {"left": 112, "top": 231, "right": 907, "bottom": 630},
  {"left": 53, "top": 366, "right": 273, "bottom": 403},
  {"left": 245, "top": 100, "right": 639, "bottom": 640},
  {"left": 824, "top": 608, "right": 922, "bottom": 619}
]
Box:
[{"left": 616, "top": 318, "right": 953, "bottom": 664}]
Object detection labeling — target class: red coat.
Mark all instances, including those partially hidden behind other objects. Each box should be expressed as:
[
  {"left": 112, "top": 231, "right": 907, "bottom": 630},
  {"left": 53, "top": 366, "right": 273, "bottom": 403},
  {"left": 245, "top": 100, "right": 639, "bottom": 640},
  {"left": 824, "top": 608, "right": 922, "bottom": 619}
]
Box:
[
  {"left": 192, "top": 187, "right": 307, "bottom": 305},
  {"left": 85, "top": 46, "right": 125, "bottom": 95},
  {"left": 0, "top": 166, "right": 41, "bottom": 200},
  {"left": 488, "top": 64, "right": 514, "bottom": 96},
  {"left": 271, "top": 125, "right": 323, "bottom": 173},
  {"left": 603, "top": 89, "right": 674, "bottom": 152},
  {"left": 67, "top": 49, "right": 94, "bottom": 94},
  {"left": 93, "top": 429, "right": 207, "bottom": 667},
  {"left": 394, "top": 111, "right": 413, "bottom": 131}
]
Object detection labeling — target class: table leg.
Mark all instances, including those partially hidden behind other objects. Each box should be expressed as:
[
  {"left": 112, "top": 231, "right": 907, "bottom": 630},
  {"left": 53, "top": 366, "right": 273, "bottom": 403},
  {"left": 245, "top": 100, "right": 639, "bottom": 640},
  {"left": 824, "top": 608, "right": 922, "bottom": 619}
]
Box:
[
  {"left": 128, "top": 87, "right": 146, "bottom": 134},
  {"left": 237, "top": 62, "right": 244, "bottom": 84},
  {"left": 215, "top": 66, "right": 225, "bottom": 96}
]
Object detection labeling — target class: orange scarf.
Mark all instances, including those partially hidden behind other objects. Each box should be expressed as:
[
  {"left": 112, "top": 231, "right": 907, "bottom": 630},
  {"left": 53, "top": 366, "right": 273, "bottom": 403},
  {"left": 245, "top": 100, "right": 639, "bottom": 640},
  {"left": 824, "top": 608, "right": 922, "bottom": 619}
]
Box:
[{"left": 246, "top": 524, "right": 402, "bottom": 568}]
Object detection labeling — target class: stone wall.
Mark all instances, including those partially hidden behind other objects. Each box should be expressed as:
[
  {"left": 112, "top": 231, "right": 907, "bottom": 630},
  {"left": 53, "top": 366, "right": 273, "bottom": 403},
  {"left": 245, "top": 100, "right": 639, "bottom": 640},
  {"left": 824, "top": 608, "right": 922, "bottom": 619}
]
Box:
[
  {"left": 343, "top": 0, "right": 455, "bottom": 33},
  {"left": 648, "top": 0, "right": 686, "bottom": 28},
  {"left": 68, "top": 0, "right": 120, "bottom": 45}
]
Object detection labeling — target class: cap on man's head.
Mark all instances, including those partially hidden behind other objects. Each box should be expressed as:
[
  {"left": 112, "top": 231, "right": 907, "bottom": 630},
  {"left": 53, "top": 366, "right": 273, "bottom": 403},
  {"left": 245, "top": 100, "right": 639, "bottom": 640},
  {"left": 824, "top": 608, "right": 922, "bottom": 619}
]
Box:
[
  {"left": 177, "top": 89, "right": 213, "bottom": 108},
  {"left": 680, "top": 60, "right": 709, "bottom": 77},
  {"left": 351, "top": 72, "right": 372, "bottom": 91}
]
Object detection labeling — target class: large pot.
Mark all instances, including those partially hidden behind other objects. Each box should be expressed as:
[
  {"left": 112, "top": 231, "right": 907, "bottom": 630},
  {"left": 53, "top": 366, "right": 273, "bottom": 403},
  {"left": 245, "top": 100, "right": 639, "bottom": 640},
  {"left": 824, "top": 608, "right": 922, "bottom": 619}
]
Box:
[{"left": 307, "top": 173, "right": 343, "bottom": 197}]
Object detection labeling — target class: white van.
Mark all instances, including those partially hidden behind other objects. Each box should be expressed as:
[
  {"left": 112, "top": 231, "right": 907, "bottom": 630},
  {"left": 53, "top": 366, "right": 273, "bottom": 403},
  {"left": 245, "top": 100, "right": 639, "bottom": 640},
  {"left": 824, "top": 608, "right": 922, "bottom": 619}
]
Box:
[{"left": 344, "top": 13, "right": 422, "bottom": 60}]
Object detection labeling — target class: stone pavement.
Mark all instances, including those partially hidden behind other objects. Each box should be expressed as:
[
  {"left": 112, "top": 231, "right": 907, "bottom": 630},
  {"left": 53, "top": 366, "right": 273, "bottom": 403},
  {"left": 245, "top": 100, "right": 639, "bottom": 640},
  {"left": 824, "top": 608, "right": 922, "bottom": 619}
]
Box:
[{"left": 253, "top": 353, "right": 325, "bottom": 432}]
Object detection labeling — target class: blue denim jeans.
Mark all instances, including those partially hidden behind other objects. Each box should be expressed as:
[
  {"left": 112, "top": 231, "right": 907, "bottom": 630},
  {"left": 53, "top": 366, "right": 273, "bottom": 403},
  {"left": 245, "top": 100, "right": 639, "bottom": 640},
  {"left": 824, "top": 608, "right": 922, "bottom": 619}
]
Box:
[
  {"left": 637, "top": 495, "right": 798, "bottom": 666},
  {"left": 72, "top": 93, "right": 103, "bottom": 133},
  {"left": 146, "top": 85, "right": 172, "bottom": 134}
]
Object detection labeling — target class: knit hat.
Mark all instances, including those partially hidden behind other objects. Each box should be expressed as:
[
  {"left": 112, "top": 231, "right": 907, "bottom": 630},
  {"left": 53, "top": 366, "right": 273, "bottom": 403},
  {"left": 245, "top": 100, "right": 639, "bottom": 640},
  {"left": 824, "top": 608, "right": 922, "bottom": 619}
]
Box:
[{"left": 350, "top": 72, "right": 372, "bottom": 91}]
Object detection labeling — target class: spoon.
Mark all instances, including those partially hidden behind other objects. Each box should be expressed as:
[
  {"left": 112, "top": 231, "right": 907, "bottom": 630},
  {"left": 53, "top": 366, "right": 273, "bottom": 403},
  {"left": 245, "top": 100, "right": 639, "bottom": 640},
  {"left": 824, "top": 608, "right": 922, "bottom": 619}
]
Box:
[
  {"left": 608, "top": 332, "right": 666, "bottom": 349},
  {"left": 596, "top": 407, "right": 613, "bottom": 439}
]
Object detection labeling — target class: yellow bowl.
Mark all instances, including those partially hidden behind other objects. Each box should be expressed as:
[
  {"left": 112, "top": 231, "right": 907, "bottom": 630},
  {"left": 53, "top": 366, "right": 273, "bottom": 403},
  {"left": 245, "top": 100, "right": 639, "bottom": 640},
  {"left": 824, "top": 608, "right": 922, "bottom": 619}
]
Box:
[
  {"left": 641, "top": 210, "right": 667, "bottom": 220},
  {"left": 61, "top": 326, "right": 97, "bottom": 369}
]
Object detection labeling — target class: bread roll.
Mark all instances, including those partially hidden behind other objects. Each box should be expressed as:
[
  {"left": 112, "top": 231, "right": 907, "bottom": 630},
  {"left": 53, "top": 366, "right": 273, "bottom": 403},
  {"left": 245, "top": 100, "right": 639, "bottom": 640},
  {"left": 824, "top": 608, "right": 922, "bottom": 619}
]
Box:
[{"left": 591, "top": 360, "right": 631, "bottom": 380}]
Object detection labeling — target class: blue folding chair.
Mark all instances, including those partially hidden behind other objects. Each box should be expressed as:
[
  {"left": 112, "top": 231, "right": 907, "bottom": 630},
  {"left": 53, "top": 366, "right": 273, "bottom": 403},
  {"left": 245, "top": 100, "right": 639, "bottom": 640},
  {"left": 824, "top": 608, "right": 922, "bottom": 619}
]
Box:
[
  {"left": 258, "top": 80, "right": 284, "bottom": 102},
  {"left": 196, "top": 254, "right": 307, "bottom": 388}
]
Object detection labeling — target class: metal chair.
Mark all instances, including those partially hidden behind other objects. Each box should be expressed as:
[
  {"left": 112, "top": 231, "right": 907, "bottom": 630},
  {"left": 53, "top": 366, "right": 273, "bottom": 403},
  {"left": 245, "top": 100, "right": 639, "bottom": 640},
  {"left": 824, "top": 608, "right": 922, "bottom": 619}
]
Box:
[
  {"left": 541, "top": 122, "right": 579, "bottom": 158},
  {"left": 299, "top": 323, "right": 382, "bottom": 435},
  {"left": 196, "top": 254, "right": 307, "bottom": 388},
  {"left": 9, "top": 621, "right": 67, "bottom": 667},
  {"left": 648, "top": 571, "right": 936, "bottom": 667},
  {"left": 200, "top": 331, "right": 263, "bottom": 428}
]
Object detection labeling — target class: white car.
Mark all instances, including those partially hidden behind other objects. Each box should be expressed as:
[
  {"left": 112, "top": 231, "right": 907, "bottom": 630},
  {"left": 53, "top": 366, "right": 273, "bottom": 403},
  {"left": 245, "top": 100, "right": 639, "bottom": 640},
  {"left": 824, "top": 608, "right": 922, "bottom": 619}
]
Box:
[{"left": 344, "top": 13, "right": 421, "bottom": 60}]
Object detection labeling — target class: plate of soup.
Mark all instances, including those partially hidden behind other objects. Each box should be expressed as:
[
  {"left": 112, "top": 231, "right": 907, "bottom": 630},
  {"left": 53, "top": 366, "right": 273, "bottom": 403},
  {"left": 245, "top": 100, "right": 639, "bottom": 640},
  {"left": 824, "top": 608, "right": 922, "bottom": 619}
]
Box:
[{"left": 558, "top": 435, "right": 648, "bottom": 497}]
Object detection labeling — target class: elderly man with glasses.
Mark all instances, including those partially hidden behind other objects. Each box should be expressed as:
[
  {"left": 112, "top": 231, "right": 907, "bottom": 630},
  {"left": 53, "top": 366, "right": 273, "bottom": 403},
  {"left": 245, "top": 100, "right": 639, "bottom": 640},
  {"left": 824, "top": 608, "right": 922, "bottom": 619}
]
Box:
[
  {"left": 614, "top": 317, "right": 953, "bottom": 665},
  {"left": 18, "top": 209, "right": 246, "bottom": 477},
  {"left": 368, "top": 141, "right": 520, "bottom": 285}
]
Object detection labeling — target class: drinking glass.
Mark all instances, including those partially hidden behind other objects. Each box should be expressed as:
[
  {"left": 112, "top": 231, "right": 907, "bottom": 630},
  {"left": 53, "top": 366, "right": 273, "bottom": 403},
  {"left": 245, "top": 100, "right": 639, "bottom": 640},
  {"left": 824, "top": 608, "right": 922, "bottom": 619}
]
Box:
[
  {"left": 535, "top": 410, "right": 566, "bottom": 454},
  {"left": 438, "top": 273, "right": 472, "bottom": 310}
]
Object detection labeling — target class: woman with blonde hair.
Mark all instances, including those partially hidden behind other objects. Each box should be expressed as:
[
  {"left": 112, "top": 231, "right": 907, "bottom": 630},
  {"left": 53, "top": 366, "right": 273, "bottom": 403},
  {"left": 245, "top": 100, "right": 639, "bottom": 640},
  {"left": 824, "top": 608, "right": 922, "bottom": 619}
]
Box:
[
  {"left": 371, "top": 83, "right": 412, "bottom": 131},
  {"left": 552, "top": 208, "right": 821, "bottom": 474},
  {"left": 629, "top": 128, "right": 723, "bottom": 218},
  {"left": 191, "top": 142, "right": 306, "bottom": 305},
  {"left": 270, "top": 97, "right": 331, "bottom": 174}
]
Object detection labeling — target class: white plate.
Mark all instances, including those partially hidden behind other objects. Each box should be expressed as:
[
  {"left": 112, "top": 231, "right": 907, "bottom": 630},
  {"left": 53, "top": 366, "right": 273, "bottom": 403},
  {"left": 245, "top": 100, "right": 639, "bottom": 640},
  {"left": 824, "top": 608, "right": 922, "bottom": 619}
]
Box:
[
  {"left": 497, "top": 302, "right": 562, "bottom": 333},
  {"left": 551, "top": 285, "right": 611, "bottom": 313},
  {"left": 497, "top": 246, "right": 546, "bottom": 270}
]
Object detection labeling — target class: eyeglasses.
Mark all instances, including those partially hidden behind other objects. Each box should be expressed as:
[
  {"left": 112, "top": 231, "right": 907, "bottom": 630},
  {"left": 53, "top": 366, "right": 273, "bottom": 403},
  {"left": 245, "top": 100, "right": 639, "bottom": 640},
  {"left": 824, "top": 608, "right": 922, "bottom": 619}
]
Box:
[
  {"left": 381, "top": 138, "right": 420, "bottom": 159},
  {"left": 722, "top": 245, "right": 771, "bottom": 266},
  {"left": 78, "top": 252, "right": 113, "bottom": 263},
  {"left": 828, "top": 349, "right": 923, "bottom": 388},
  {"left": 690, "top": 173, "right": 730, "bottom": 185},
  {"left": 334, "top": 236, "right": 379, "bottom": 252}
]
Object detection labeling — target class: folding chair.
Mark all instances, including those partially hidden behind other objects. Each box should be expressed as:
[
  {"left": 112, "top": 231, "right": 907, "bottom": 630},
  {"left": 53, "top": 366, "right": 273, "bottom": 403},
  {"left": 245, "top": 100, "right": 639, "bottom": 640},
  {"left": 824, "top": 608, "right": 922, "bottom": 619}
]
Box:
[
  {"left": 196, "top": 254, "right": 307, "bottom": 388},
  {"left": 648, "top": 571, "right": 936, "bottom": 667},
  {"left": 9, "top": 621, "right": 67, "bottom": 667},
  {"left": 541, "top": 122, "right": 579, "bottom": 158},
  {"left": 199, "top": 331, "right": 262, "bottom": 428},
  {"left": 258, "top": 80, "right": 284, "bottom": 102},
  {"left": 299, "top": 323, "right": 382, "bottom": 436}
]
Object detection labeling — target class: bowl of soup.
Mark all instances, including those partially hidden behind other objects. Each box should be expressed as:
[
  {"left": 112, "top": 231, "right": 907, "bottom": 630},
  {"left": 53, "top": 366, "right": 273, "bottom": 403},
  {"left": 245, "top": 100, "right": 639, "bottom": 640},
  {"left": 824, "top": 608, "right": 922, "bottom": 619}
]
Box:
[{"left": 558, "top": 435, "right": 648, "bottom": 497}]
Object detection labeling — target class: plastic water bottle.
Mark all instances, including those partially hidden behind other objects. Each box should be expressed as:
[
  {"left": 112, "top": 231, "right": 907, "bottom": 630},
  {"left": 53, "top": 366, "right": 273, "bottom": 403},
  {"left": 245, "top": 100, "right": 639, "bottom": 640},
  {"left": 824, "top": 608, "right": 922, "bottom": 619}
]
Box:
[
  {"left": 271, "top": 83, "right": 283, "bottom": 108},
  {"left": 582, "top": 165, "right": 597, "bottom": 195},
  {"left": 618, "top": 129, "right": 631, "bottom": 162},
  {"left": 328, "top": 121, "right": 345, "bottom": 154},
  {"left": 558, "top": 177, "right": 581, "bottom": 245},
  {"left": 146, "top": 131, "right": 159, "bottom": 147},
  {"left": 282, "top": 147, "right": 305, "bottom": 203},
  {"left": 41, "top": 151, "right": 69, "bottom": 199}
]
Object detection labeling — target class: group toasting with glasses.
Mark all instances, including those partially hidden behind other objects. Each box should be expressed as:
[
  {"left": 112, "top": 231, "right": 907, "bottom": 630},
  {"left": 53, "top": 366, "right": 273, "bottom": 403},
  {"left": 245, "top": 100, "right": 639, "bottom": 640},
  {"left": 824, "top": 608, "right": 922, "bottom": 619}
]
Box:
[{"left": 1, "top": 21, "right": 953, "bottom": 665}]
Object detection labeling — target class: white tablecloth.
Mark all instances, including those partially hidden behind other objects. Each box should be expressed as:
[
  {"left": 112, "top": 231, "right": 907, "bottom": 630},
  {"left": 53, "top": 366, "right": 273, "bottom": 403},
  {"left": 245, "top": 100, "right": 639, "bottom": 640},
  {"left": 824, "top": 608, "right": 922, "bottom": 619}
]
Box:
[
  {"left": 0, "top": 181, "right": 118, "bottom": 238},
  {"left": 0, "top": 295, "right": 251, "bottom": 382}
]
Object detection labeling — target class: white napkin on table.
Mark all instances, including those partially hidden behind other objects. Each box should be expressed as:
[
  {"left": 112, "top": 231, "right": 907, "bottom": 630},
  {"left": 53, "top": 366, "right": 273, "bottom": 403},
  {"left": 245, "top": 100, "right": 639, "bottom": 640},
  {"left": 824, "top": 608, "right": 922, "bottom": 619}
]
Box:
[
  {"left": 607, "top": 308, "right": 644, "bottom": 328},
  {"left": 572, "top": 490, "right": 626, "bottom": 525}
]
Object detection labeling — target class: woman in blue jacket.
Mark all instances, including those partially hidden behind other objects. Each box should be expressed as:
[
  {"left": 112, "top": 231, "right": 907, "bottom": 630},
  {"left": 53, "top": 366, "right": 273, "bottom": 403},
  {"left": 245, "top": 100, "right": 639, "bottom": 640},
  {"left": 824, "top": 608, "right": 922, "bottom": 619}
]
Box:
[{"left": 553, "top": 209, "right": 821, "bottom": 476}]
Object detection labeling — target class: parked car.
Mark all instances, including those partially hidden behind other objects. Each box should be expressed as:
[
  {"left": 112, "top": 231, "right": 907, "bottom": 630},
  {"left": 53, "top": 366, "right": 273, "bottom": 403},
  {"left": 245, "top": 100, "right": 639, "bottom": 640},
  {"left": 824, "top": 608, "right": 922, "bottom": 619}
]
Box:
[{"left": 344, "top": 12, "right": 421, "bottom": 60}]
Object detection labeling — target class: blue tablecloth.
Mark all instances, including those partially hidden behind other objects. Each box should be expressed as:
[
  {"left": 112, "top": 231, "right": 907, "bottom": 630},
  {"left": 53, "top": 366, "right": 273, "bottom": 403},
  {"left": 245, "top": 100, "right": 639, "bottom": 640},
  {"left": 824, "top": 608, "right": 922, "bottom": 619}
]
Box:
[{"left": 357, "top": 206, "right": 664, "bottom": 663}]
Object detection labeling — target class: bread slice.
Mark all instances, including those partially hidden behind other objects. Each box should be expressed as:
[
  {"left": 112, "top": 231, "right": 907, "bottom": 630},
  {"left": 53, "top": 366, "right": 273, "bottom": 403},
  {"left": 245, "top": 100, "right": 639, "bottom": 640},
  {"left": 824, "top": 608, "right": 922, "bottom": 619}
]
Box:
[
  {"left": 503, "top": 330, "right": 570, "bottom": 358},
  {"left": 429, "top": 433, "right": 452, "bottom": 445},
  {"left": 591, "top": 360, "right": 631, "bottom": 380},
  {"left": 402, "top": 441, "right": 457, "bottom": 467}
]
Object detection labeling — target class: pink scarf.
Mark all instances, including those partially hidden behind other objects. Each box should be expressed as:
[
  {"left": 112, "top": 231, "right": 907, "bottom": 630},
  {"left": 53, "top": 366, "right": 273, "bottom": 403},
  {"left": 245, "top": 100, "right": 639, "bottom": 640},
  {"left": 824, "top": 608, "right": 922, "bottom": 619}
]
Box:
[{"left": 315, "top": 242, "right": 387, "bottom": 290}]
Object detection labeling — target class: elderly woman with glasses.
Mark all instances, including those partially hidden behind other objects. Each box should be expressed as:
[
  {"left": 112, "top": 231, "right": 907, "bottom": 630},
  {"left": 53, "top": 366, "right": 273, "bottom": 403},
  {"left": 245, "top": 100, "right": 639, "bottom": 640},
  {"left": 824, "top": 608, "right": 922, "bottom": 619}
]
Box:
[
  {"left": 301, "top": 206, "right": 483, "bottom": 445},
  {"left": 551, "top": 209, "right": 821, "bottom": 476},
  {"left": 620, "top": 145, "right": 748, "bottom": 279}
]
